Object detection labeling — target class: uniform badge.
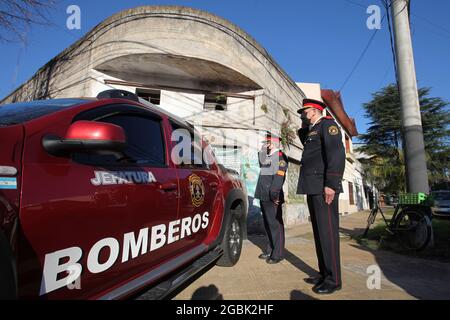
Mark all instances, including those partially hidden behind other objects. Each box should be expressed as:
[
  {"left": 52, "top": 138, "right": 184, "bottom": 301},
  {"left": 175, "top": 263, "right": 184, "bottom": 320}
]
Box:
[
  {"left": 189, "top": 174, "right": 205, "bottom": 207},
  {"left": 276, "top": 170, "right": 286, "bottom": 177},
  {"left": 308, "top": 131, "right": 318, "bottom": 137},
  {"left": 328, "top": 126, "right": 339, "bottom": 136},
  {"left": 279, "top": 160, "right": 287, "bottom": 168}
]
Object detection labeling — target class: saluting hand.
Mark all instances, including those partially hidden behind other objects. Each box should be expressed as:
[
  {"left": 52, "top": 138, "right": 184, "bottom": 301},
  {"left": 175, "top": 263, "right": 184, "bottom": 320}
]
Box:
[{"left": 324, "top": 187, "right": 335, "bottom": 205}]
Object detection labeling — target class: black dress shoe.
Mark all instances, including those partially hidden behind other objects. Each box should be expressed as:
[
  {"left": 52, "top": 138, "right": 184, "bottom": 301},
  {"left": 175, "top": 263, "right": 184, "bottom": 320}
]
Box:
[
  {"left": 258, "top": 253, "right": 271, "bottom": 260},
  {"left": 266, "top": 258, "right": 284, "bottom": 264},
  {"left": 304, "top": 276, "right": 324, "bottom": 286},
  {"left": 312, "top": 282, "right": 342, "bottom": 295}
]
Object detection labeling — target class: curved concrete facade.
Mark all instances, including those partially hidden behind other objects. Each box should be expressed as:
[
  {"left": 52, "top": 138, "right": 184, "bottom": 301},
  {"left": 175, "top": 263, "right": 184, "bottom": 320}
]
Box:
[
  {"left": 2, "top": 6, "right": 311, "bottom": 227},
  {"left": 2, "top": 6, "right": 304, "bottom": 106}
]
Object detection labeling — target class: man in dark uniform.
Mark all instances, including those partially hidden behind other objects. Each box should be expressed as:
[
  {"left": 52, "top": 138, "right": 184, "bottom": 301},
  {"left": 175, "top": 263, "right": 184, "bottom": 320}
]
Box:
[
  {"left": 254, "top": 134, "right": 289, "bottom": 264},
  {"left": 297, "top": 98, "right": 346, "bottom": 294}
]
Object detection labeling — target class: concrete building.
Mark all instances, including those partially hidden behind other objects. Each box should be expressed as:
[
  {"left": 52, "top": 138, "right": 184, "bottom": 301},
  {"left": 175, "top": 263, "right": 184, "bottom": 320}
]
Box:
[{"left": 1, "top": 6, "right": 369, "bottom": 231}]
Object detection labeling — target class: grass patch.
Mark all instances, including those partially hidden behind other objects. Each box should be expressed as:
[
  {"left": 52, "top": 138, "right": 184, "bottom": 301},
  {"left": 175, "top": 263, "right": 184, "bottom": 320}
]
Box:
[{"left": 353, "top": 209, "right": 450, "bottom": 262}]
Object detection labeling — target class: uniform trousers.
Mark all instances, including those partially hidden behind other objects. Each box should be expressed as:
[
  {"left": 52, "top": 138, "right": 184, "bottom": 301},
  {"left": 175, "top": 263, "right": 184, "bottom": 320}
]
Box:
[
  {"left": 261, "top": 200, "right": 285, "bottom": 260},
  {"left": 307, "top": 194, "right": 341, "bottom": 286}
]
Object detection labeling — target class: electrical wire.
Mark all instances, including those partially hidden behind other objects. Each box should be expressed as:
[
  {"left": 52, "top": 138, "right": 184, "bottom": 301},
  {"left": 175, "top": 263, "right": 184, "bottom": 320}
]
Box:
[
  {"left": 339, "top": 13, "right": 386, "bottom": 92},
  {"left": 384, "top": 0, "right": 400, "bottom": 92},
  {"left": 411, "top": 13, "right": 450, "bottom": 36}
]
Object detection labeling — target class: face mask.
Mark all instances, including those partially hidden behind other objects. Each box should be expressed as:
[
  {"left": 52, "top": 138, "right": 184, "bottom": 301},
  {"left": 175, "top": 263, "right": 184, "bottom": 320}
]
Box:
[{"left": 301, "top": 114, "right": 310, "bottom": 125}]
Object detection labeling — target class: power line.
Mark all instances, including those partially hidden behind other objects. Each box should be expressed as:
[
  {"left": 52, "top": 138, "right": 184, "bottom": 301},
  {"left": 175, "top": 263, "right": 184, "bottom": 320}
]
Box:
[
  {"left": 339, "top": 13, "right": 386, "bottom": 92},
  {"left": 410, "top": 14, "right": 450, "bottom": 41},
  {"left": 343, "top": 0, "right": 367, "bottom": 9},
  {"left": 384, "top": 0, "right": 400, "bottom": 92},
  {"left": 411, "top": 13, "right": 450, "bottom": 37},
  {"left": 377, "top": 61, "right": 394, "bottom": 88}
]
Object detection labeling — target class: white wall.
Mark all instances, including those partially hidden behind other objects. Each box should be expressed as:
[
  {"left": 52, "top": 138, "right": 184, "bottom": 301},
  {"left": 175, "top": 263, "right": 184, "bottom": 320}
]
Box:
[
  {"left": 296, "top": 83, "right": 323, "bottom": 101},
  {"left": 160, "top": 91, "right": 204, "bottom": 119}
]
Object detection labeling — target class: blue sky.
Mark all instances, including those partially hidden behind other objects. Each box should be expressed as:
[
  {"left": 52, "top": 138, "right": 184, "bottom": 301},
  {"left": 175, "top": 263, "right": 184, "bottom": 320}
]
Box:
[{"left": 1, "top": 0, "right": 449, "bottom": 137}]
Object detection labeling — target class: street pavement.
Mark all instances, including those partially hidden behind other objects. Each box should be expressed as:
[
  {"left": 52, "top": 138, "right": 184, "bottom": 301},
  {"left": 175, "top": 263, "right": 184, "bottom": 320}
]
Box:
[{"left": 174, "top": 211, "right": 450, "bottom": 300}]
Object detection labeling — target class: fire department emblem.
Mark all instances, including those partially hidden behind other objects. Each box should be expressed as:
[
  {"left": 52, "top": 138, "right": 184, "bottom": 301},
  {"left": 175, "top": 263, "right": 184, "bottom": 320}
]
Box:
[
  {"left": 189, "top": 174, "right": 205, "bottom": 207},
  {"left": 328, "top": 125, "right": 339, "bottom": 136}
]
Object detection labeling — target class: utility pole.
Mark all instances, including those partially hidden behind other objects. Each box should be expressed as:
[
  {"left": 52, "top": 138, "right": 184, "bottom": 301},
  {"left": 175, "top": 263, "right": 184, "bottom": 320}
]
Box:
[{"left": 390, "top": 0, "right": 429, "bottom": 193}]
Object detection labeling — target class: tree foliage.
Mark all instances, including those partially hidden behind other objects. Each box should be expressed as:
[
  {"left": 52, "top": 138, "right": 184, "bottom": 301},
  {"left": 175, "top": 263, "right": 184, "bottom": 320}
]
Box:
[{"left": 358, "top": 84, "right": 449, "bottom": 193}]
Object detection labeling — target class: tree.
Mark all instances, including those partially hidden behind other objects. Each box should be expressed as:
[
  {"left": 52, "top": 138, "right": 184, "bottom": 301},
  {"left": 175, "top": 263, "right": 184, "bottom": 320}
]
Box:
[
  {"left": 358, "top": 84, "right": 449, "bottom": 194},
  {"left": 0, "top": 0, "right": 56, "bottom": 42}
]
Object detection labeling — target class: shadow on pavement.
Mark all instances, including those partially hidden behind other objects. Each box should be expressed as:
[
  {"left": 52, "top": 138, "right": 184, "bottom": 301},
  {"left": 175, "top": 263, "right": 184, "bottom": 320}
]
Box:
[
  {"left": 290, "top": 290, "right": 318, "bottom": 300},
  {"left": 340, "top": 226, "right": 450, "bottom": 300},
  {"left": 339, "top": 226, "right": 367, "bottom": 239},
  {"left": 191, "top": 285, "right": 224, "bottom": 300},
  {"left": 248, "top": 232, "right": 319, "bottom": 300},
  {"left": 248, "top": 233, "right": 319, "bottom": 278}
]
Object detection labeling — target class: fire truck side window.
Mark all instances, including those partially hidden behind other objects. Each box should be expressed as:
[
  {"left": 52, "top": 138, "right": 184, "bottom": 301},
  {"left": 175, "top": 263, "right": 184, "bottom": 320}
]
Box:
[
  {"left": 73, "top": 114, "right": 166, "bottom": 167},
  {"left": 170, "top": 122, "right": 207, "bottom": 169}
]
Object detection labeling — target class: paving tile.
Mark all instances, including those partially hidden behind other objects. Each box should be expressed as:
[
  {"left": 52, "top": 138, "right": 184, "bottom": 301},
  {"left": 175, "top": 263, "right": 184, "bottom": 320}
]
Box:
[{"left": 173, "top": 212, "right": 450, "bottom": 300}]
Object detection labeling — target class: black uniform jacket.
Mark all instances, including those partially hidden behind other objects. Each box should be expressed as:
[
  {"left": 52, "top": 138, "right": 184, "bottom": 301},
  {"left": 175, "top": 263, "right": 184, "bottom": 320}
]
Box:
[
  {"left": 255, "top": 149, "right": 289, "bottom": 203},
  {"left": 297, "top": 118, "right": 346, "bottom": 195}
]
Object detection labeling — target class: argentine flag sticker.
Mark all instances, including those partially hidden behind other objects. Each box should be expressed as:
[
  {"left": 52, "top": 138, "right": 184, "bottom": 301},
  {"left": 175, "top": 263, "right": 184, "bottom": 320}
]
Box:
[{"left": 0, "top": 178, "right": 17, "bottom": 189}]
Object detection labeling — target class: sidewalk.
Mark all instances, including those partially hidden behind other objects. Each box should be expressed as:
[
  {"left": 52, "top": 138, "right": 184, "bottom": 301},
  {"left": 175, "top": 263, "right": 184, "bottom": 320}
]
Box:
[{"left": 174, "top": 211, "right": 450, "bottom": 300}]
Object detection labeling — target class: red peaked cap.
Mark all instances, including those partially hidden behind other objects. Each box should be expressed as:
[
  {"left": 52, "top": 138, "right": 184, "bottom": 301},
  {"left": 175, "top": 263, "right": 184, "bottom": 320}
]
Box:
[{"left": 297, "top": 98, "right": 327, "bottom": 114}]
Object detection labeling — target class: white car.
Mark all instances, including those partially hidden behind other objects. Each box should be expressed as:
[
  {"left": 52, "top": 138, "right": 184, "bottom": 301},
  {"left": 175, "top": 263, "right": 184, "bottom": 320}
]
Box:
[{"left": 432, "top": 190, "right": 450, "bottom": 219}]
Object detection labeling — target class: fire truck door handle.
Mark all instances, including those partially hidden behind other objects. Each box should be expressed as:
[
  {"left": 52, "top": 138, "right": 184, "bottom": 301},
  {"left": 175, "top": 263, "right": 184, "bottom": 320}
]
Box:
[{"left": 159, "top": 183, "right": 178, "bottom": 192}]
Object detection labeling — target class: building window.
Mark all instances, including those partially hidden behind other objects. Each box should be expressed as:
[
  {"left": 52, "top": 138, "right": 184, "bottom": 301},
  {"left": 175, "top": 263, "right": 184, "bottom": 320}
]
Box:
[
  {"left": 345, "top": 134, "right": 351, "bottom": 154},
  {"left": 348, "top": 181, "right": 354, "bottom": 205},
  {"left": 136, "top": 88, "right": 161, "bottom": 105},
  {"left": 204, "top": 93, "right": 227, "bottom": 111}
]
